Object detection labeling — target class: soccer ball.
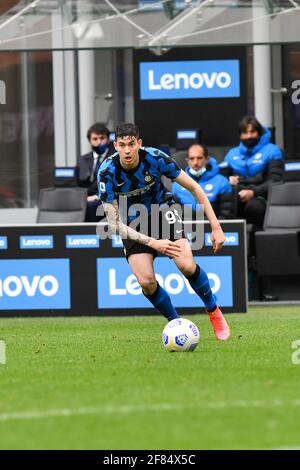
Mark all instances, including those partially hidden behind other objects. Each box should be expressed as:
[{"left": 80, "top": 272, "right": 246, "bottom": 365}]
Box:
[{"left": 162, "top": 318, "right": 200, "bottom": 352}]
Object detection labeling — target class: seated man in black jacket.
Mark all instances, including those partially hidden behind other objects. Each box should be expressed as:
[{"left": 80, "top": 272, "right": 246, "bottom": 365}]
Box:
[
  {"left": 78, "top": 123, "right": 115, "bottom": 221},
  {"left": 219, "top": 116, "right": 284, "bottom": 228}
]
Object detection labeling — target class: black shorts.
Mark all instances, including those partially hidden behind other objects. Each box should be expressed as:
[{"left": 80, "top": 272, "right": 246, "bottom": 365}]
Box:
[{"left": 122, "top": 205, "right": 186, "bottom": 260}]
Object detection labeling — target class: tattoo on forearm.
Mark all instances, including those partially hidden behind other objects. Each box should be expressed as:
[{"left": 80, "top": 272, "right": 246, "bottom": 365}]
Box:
[{"left": 103, "top": 201, "right": 151, "bottom": 245}]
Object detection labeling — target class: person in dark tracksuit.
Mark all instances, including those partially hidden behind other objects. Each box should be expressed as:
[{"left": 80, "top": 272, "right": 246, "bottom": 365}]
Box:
[
  {"left": 172, "top": 144, "right": 234, "bottom": 219},
  {"left": 219, "top": 116, "right": 284, "bottom": 228}
]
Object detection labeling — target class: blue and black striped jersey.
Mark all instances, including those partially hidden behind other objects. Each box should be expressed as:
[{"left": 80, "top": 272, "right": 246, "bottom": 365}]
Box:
[{"left": 97, "top": 147, "right": 181, "bottom": 217}]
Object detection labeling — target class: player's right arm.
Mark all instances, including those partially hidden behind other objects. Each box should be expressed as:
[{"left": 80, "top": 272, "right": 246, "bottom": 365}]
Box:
[{"left": 102, "top": 200, "right": 181, "bottom": 258}]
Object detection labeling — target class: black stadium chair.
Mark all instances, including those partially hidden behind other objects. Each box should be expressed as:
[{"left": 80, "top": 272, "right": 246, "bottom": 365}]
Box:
[
  {"left": 161, "top": 150, "right": 187, "bottom": 192},
  {"left": 37, "top": 187, "right": 87, "bottom": 223},
  {"left": 283, "top": 160, "right": 300, "bottom": 182},
  {"left": 255, "top": 182, "right": 300, "bottom": 297},
  {"left": 171, "top": 150, "right": 188, "bottom": 170}
]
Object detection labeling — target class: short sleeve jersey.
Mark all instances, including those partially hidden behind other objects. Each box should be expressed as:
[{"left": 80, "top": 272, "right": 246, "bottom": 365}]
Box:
[{"left": 97, "top": 147, "right": 181, "bottom": 217}]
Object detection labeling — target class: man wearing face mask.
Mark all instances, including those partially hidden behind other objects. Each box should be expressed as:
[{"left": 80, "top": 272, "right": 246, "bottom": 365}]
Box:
[
  {"left": 172, "top": 144, "right": 233, "bottom": 219},
  {"left": 219, "top": 116, "right": 284, "bottom": 228},
  {"left": 78, "top": 123, "right": 115, "bottom": 221}
]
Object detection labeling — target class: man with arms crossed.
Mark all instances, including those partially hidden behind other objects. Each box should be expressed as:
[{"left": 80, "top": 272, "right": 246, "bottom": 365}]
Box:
[{"left": 98, "top": 123, "right": 230, "bottom": 340}]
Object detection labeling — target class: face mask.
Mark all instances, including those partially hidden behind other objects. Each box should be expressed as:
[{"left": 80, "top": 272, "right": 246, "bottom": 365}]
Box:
[
  {"left": 241, "top": 137, "right": 259, "bottom": 149},
  {"left": 92, "top": 143, "right": 109, "bottom": 155},
  {"left": 189, "top": 167, "right": 206, "bottom": 177}
]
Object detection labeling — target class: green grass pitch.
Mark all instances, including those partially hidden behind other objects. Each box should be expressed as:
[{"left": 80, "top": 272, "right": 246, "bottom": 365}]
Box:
[{"left": 0, "top": 306, "right": 300, "bottom": 450}]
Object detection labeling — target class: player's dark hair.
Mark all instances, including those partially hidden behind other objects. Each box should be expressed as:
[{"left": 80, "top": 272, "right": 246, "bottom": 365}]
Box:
[
  {"left": 238, "top": 116, "right": 264, "bottom": 136},
  {"left": 115, "top": 123, "right": 139, "bottom": 140},
  {"left": 187, "top": 143, "right": 209, "bottom": 158},
  {"left": 87, "top": 123, "right": 110, "bottom": 140}
]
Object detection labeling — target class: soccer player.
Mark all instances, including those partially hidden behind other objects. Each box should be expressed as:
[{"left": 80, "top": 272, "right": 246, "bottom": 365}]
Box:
[{"left": 98, "top": 123, "right": 230, "bottom": 340}]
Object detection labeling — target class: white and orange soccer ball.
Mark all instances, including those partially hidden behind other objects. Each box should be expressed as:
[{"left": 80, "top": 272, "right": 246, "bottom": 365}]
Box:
[{"left": 162, "top": 318, "right": 200, "bottom": 352}]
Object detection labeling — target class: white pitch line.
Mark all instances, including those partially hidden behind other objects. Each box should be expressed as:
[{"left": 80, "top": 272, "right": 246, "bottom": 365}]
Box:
[
  {"left": 1, "top": 399, "right": 300, "bottom": 423},
  {"left": 0, "top": 404, "right": 183, "bottom": 422},
  {"left": 271, "top": 446, "right": 300, "bottom": 450}
]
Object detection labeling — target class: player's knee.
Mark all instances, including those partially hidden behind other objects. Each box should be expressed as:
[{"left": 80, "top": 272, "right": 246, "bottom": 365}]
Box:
[
  {"left": 137, "top": 275, "right": 157, "bottom": 294},
  {"left": 177, "top": 262, "right": 196, "bottom": 277}
]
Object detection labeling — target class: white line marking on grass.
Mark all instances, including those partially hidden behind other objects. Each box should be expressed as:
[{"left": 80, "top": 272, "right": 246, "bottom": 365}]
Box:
[
  {"left": 0, "top": 341, "right": 6, "bottom": 364},
  {"left": 1, "top": 399, "right": 300, "bottom": 422},
  {"left": 0, "top": 404, "right": 182, "bottom": 422},
  {"left": 271, "top": 446, "right": 300, "bottom": 450}
]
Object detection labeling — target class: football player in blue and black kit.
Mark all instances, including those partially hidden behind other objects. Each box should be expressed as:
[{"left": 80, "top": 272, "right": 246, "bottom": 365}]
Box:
[{"left": 98, "top": 123, "right": 230, "bottom": 340}]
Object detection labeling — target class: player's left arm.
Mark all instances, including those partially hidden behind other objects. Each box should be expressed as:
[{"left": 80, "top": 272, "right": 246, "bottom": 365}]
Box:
[{"left": 174, "top": 170, "right": 226, "bottom": 253}]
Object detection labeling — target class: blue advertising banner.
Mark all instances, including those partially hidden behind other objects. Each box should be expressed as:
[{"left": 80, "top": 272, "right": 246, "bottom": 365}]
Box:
[
  {"left": 0, "top": 236, "right": 7, "bottom": 250},
  {"left": 20, "top": 235, "right": 53, "bottom": 249},
  {"left": 205, "top": 232, "right": 239, "bottom": 247},
  {"left": 66, "top": 235, "right": 100, "bottom": 249},
  {"left": 0, "top": 259, "right": 70, "bottom": 310},
  {"left": 140, "top": 60, "right": 240, "bottom": 100},
  {"left": 97, "top": 256, "right": 233, "bottom": 309},
  {"left": 0, "top": 221, "right": 246, "bottom": 315},
  {"left": 112, "top": 234, "right": 124, "bottom": 248}
]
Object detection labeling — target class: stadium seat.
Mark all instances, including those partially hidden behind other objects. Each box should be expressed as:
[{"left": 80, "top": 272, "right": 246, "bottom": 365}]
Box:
[
  {"left": 161, "top": 150, "right": 187, "bottom": 192},
  {"left": 171, "top": 150, "right": 188, "bottom": 170},
  {"left": 255, "top": 182, "right": 300, "bottom": 282},
  {"left": 37, "top": 187, "right": 87, "bottom": 223},
  {"left": 283, "top": 160, "right": 300, "bottom": 182},
  {"left": 207, "top": 146, "right": 230, "bottom": 163}
]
